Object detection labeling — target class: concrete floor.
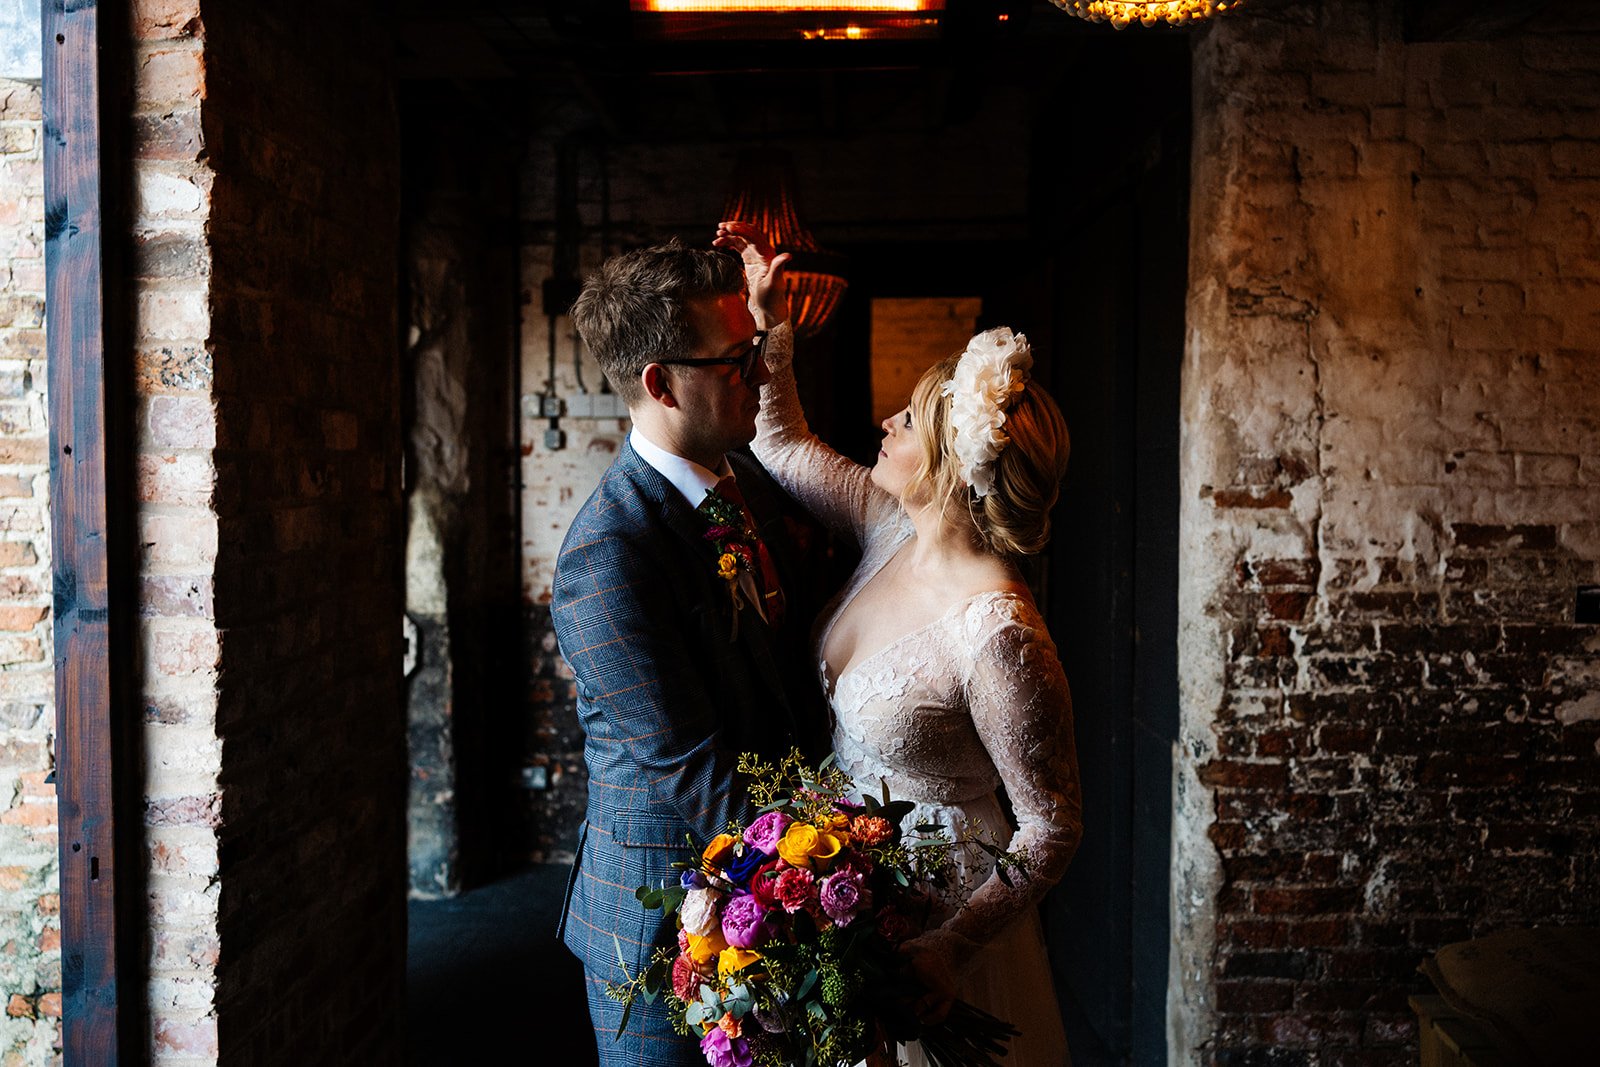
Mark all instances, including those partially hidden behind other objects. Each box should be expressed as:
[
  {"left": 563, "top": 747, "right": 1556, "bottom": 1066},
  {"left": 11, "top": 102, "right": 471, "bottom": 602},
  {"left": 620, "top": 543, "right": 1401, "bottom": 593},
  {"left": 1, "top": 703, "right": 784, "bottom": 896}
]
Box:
[{"left": 406, "top": 864, "right": 598, "bottom": 1066}]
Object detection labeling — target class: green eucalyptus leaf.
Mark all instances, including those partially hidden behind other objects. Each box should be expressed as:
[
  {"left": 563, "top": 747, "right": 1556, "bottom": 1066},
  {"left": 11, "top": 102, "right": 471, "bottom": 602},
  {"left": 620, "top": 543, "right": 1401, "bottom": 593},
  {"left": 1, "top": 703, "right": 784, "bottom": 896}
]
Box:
[{"left": 796, "top": 968, "right": 818, "bottom": 1000}]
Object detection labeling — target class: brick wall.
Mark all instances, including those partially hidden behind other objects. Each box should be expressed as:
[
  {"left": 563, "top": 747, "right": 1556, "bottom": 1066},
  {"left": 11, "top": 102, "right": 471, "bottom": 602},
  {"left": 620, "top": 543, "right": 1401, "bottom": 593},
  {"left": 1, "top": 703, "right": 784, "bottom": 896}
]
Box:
[
  {"left": 1177, "top": 4, "right": 1600, "bottom": 1063},
  {"left": 198, "top": 2, "right": 404, "bottom": 1062},
  {"left": 0, "top": 76, "right": 59, "bottom": 1067},
  {"left": 132, "top": 0, "right": 405, "bottom": 1061},
  {"left": 132, "top": 5, "right": 223, "bottom": 1058}
]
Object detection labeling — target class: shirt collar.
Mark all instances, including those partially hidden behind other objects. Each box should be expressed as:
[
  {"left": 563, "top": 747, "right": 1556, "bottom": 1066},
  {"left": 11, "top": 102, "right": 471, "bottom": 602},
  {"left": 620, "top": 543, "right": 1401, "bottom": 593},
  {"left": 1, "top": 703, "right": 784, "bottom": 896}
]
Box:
[{"left": 630, "top": 427, "right": 731, "bottom": 511}]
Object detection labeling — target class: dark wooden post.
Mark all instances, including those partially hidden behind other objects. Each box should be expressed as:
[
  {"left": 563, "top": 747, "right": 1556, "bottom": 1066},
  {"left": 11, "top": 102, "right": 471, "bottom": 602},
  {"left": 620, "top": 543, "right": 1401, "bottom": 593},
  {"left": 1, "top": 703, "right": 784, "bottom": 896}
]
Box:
[{"left": 43, "top": 1, "right": 129, "bottom": 1061}]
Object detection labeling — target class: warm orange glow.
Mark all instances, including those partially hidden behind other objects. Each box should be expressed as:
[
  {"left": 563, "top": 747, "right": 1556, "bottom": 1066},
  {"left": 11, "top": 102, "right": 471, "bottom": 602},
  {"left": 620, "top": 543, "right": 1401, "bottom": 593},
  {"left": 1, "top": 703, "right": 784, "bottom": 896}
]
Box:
[{"left": 636, "top": 1, "right": 941, "bottom": 11}]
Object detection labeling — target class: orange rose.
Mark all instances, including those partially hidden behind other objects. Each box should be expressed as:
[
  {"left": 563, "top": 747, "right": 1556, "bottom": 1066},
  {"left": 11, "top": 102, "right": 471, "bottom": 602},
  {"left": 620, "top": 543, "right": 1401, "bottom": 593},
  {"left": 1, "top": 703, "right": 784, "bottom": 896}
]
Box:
[
  {"left": 686, "top": 929, "right": 728, "bottom": 968},
  {"left": 702, "top": 832, "right": 738, "bottom": 869},
  {"left": 717, "top": 946, "right": 761, "bottom": 978}
]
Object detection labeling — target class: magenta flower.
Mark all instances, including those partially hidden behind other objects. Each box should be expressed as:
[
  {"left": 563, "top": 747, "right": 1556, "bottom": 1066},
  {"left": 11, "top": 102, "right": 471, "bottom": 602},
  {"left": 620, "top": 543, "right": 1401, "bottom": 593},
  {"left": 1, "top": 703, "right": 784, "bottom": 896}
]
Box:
[
  {"left": 773, "top": 867, "right": 816, "bottom": 913},
  {"left": 819, "top": 870, "right": 871, "bottom": 926},
  {"left": 720, "top": 893, "right": 771, "bottom": 948},
  {"left": 743, "top": 811, "right": 792, "bottom": 855},
  {"left": 700, "top": 1027, "right": 753, "bottom": 1067}
]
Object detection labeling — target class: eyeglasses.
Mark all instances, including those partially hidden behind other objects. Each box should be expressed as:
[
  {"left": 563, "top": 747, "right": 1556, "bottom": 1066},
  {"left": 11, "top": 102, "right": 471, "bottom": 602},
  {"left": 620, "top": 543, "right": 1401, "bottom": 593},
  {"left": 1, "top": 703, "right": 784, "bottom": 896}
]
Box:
[{"left": 653, "top": 330, "right": 768, "bottom": 383}]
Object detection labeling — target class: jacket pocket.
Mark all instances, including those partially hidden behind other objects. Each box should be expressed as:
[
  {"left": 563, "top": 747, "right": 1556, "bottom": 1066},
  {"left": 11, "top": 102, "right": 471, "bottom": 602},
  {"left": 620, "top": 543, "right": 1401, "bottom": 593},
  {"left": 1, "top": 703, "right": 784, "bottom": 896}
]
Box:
[{"left": 612, "top": 808, "right": 690, "bottom": 850}]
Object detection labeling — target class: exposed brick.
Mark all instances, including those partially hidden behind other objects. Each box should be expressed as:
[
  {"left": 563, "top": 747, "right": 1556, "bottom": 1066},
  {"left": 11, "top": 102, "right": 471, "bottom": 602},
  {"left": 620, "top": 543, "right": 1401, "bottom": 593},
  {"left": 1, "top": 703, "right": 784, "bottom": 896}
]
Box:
[
  {"left": 1212, "top": 487, "right": 1295, "bottom": 509},
  {"left": 0, "top": 605, "right": 45, "bottom": 631},
  {"left": 1450, "top": 522, "right": 1559, "bottom": 551},
  {"left": 1250, "top": 558, "right": 1321, "bottom": 586},
  {"left": 133, "top": 108, "right": 204, "bottom": 162},
  {"left": 1216, "top": 979, "right": 1296, "bottom": 1013},
  {"left": 1200, "top": 760, "right": 1293, "bottom": 791}
]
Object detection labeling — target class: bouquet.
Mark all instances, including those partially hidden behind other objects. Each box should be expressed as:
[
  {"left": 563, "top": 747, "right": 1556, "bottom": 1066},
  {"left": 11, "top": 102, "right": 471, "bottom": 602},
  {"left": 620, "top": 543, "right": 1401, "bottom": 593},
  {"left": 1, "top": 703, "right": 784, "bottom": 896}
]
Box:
[{"left": 607, "top": 750, "right": 1027, "bottom": 1067}]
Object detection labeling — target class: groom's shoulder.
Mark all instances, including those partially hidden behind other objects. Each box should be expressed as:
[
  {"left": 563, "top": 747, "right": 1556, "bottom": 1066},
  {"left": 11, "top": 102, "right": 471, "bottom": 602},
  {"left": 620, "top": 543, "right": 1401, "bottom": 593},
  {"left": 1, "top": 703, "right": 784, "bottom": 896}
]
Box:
[
  {"left": 565, "top": 448, "right": 656, "bottom": 534},
  {"left": 555, "top": 451, "right": 666, "bottom": 577}
]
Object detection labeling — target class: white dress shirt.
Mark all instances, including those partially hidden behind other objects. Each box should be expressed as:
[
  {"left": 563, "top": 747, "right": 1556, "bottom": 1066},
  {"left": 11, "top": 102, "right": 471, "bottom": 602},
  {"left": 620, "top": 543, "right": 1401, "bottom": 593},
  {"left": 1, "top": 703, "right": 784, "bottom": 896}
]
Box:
[{"left": 629, "top": 427, "right": 732, "bottom": 511}]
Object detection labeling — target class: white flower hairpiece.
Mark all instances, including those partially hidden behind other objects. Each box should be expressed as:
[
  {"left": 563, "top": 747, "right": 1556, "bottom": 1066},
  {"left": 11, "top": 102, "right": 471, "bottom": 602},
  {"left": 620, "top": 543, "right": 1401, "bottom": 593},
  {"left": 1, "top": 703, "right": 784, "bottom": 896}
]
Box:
[{"left": 940, "top": 326, "right": 1033, "bottom": 498}]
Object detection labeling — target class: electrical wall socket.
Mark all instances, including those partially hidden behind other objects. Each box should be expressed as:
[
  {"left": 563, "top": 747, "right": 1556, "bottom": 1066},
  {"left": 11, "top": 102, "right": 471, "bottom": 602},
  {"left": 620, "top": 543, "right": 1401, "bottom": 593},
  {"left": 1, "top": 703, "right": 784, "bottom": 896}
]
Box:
[{"left": 564, "top": 392, "right": 629, "bottom": 419}]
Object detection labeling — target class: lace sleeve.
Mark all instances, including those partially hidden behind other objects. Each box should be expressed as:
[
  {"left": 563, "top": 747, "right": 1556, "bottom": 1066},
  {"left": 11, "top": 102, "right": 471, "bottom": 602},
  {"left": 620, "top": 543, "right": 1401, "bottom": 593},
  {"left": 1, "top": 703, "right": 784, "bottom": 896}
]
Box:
[
  {"left": 751, "top": 322, "right": 886, "bottom": 546},
  {"left": 922, "top": 596, "right": 1083, "bottom": 970}
]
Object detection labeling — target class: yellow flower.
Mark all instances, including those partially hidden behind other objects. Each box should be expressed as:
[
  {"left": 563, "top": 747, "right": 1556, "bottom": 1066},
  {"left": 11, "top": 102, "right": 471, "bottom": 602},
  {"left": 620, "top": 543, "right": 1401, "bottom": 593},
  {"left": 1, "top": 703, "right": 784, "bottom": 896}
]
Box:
[
  {"left": 820, "top": 812, "right": 850, "bottom": 832},
  {"left": 776, "top": 822, "right": 820, "bottom": 869},
  {"left": 811, "top": 829, "right": 846, "bottom": 872},
  {"left": 717, "top": 552, "right": 739, "bottom": 580},
  {"left": 686, "top": 929, "right": 728, "bottom": 967},
  {"left": 717, "top": 946, "right": 761, "bottom": 977},
  {"left": 776, "top": 822, "right": 847, "bottom": 872},
  {"left": 702, "top": 833, "right": 737, "bottom": 869}
]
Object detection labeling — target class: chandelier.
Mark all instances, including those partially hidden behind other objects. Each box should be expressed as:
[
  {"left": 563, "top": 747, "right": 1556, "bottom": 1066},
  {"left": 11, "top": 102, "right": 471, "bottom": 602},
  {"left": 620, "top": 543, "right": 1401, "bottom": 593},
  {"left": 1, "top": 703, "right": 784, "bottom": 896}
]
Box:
[
  {"left": 1050, "top": 0, "right": 1238, "bottom": 28},
  {"left": 722, "top": 150, "right": 848, "bottom": 338}
]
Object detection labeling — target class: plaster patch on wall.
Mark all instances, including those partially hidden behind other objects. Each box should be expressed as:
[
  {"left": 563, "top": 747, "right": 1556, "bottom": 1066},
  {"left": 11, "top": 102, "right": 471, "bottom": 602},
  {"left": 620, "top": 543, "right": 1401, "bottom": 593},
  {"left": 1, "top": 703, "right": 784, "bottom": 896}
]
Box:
[{"left": 1555, "top": 691, "right": 1600, "bottom": 725}]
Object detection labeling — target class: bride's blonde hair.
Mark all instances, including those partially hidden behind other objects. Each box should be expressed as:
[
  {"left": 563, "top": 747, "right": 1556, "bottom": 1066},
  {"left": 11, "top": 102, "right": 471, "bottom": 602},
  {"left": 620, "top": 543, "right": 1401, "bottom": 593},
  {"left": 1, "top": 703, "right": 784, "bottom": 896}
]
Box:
[{"left": 904, "top": 352, "right": 1071, "bottom": 557}]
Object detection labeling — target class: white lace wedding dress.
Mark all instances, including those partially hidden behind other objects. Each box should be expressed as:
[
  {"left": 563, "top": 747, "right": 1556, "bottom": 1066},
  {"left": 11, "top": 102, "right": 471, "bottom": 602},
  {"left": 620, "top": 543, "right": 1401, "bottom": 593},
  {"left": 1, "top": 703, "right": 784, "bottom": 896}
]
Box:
[{"left": 752, "top": 325, "right": 1083, "bottom": 1067}]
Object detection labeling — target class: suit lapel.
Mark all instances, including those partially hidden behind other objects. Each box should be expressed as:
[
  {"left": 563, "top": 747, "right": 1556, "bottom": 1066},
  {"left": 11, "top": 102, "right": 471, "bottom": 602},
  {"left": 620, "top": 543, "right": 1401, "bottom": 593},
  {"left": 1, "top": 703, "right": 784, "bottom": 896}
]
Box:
[{"left": 618, "top": 441, "right": 794, "bottom": 721}]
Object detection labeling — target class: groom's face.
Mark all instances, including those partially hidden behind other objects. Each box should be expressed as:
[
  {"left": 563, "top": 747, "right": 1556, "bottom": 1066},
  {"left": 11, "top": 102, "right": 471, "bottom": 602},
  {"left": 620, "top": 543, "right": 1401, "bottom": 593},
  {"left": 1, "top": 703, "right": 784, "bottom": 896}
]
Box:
[{"left": 671, "top": 293, "right": 770, "bottom": 458}]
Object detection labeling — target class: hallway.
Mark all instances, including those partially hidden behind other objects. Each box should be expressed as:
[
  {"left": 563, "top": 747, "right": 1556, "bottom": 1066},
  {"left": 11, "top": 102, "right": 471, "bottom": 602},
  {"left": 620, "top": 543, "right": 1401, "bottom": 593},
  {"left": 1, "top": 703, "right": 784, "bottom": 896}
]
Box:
[{"left": 407, "top": 866, "right": 596, "bottom": 1066}]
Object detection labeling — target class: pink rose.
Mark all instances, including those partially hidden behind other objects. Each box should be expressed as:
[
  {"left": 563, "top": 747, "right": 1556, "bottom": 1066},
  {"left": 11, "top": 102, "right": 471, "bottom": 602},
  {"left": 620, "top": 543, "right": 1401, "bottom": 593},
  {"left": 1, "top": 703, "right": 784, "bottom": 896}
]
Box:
[
  {"left": 700, "top": 1026, "right": 753, "bottom": 1067},
  {"left": 743, "top": 811, "right": 793, "bottom": 855},
  {"left": 720, "top": 893, "right": 772, "bottom": 949}
]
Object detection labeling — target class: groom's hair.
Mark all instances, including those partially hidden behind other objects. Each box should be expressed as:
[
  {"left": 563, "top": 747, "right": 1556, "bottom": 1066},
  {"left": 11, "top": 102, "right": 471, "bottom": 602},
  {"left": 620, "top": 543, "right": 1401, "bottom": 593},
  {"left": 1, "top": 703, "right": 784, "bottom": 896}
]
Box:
[{"left": 572, "top": 239, "right": 745, "bottom": 405}]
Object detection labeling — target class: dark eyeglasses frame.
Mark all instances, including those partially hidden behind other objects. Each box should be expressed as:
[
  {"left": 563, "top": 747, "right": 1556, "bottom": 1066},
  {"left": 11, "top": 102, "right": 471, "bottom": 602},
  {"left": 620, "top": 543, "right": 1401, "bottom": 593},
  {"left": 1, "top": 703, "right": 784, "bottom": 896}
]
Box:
[{"left": 653, "top": 330, "right": 769, "bottom": 382}]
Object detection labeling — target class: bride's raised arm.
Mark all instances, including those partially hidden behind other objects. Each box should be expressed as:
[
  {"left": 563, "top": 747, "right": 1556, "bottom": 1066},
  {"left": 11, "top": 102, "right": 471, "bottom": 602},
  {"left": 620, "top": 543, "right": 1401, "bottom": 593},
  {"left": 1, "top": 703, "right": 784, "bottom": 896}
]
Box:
[{"left": 716, "top": 220, "right": 883, "bottom": 547}]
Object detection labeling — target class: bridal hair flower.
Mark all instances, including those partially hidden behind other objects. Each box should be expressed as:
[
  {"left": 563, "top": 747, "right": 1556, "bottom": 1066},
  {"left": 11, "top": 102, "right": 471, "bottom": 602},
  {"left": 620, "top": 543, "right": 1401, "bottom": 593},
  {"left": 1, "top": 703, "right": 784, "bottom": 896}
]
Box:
[{"left": 940, "top": 327, "right": 1034, "bottom": 498}]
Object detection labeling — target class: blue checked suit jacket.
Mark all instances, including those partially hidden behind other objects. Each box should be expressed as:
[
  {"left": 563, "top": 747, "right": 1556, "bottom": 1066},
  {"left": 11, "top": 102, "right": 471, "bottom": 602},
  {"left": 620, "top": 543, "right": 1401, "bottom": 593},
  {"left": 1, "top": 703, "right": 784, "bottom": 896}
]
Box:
[{"left": 552, "top": 439, "right": 826, "bottom": 1055}]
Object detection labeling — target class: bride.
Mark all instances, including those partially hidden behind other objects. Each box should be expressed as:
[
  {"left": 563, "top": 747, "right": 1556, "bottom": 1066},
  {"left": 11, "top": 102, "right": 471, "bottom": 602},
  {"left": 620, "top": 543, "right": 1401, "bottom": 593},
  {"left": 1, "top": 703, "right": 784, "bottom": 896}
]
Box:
[{"left": 716, "top": 222, "right": 1084, "bottom": 1066}]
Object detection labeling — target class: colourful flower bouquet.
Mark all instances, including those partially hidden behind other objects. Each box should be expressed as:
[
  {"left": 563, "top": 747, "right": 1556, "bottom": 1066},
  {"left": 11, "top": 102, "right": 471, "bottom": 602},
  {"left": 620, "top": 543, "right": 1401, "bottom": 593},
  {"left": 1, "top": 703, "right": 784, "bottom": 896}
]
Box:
[{"left": 607, "top": 751, "right": 1026, "bottom": 1067}]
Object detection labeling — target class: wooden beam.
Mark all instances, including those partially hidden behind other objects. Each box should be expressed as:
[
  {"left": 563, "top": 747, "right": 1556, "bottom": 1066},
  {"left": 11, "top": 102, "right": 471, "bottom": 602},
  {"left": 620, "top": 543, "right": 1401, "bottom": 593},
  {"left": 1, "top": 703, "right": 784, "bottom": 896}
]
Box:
[
  {"left": 1403, "top": 0, "right": 1553, "bottom": 42},
  {"left": 43, "top": 1, "right": 131, "bottom": 1061}
]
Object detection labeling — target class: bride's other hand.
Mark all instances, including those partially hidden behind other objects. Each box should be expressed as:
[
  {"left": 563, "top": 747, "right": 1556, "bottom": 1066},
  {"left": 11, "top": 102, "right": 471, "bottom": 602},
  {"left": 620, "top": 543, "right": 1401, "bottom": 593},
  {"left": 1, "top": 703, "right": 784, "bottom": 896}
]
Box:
[
  {"left": 714, "top": 219, "right": 791, "bottom": 331},
  {"left": 901, "top": 935, "right": 957, "bottom": 1026}
]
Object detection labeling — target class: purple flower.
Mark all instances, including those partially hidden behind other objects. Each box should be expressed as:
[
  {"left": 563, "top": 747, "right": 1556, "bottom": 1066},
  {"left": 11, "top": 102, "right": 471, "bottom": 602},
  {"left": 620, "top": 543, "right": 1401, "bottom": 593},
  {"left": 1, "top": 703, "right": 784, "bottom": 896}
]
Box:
[
  {"left": 819, "top": 869, "right": 871, "bottom": 926},
  {"left": 681, "top": 869, "right": 708, "bottom": 890},
  {"left": 720, "top": 893, "right": 772, "bottom": 948},
  {"left": 743, "top": 810, "right": 793, "bottom": 855},
  {"left": 699, "top": 1027, "right": 753, "bottom": 1067}
]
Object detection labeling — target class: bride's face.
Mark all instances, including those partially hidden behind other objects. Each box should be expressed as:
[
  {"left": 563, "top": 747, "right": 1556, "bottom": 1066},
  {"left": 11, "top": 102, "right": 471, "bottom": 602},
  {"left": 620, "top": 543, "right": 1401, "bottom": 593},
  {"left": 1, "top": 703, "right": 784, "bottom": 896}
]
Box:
[{"left": 871, "top": 405, "right": 921, "bottom": 499}]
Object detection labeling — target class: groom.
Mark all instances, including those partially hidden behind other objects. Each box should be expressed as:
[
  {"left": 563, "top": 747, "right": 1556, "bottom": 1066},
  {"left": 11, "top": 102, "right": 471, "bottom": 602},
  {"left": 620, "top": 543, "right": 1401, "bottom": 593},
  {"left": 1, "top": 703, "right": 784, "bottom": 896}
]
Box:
[{"left": 552, "top": 239, "right": 826, "bottom": 1065}]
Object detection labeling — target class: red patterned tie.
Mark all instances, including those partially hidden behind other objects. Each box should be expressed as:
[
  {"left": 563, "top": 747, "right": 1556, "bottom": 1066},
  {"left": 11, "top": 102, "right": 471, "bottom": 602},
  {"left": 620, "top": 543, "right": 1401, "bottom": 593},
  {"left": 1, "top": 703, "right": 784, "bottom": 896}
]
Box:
[{"left": 711, "top": 475, "right": 786, "bottom": 629}]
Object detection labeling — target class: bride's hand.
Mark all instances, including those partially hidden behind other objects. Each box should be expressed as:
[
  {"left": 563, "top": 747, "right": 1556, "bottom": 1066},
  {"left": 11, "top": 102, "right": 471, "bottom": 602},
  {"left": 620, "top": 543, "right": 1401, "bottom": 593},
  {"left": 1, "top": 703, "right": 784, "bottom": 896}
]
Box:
[{"left": 714, "top": 219, "right": 791, "bottom": 331}]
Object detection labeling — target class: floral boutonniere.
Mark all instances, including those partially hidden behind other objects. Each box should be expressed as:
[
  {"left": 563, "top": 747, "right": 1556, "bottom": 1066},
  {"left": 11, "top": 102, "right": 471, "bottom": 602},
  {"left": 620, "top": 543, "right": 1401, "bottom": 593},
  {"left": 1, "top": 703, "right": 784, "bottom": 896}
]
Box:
[{"left": 700, "top": 489, "right": 757, "bottom": 642}]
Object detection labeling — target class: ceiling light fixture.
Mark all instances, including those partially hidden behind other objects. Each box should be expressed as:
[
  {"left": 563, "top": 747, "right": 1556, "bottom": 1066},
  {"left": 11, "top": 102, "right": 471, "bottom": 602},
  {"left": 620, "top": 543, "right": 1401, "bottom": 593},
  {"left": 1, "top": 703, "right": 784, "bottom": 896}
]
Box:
[
  {"left": 1050, "top": 0, "right": 1238, "bottom": 28},
  {"left": 721, "top": 150, "right": 848, "bottom": 338},
  {"left": 636, "top": 1, "right": 941, "bottom": 12}
]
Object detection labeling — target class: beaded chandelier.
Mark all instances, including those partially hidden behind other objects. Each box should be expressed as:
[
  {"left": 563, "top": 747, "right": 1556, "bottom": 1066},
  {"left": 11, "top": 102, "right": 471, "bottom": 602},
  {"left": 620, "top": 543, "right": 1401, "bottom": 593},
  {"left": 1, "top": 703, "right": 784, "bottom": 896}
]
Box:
[
  {"left": 722, "top": 151, "right": 848, "bottom": 338},
  {"left": 1050, "top": 0, "right": 1239, "bottom": 28}
]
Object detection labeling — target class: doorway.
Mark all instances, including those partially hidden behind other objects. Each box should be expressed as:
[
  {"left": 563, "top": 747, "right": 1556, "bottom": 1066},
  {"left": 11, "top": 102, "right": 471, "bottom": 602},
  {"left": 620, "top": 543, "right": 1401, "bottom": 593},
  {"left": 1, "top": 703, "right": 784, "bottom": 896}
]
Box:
[{"left": 396, "top": 8, "right": 1190, "bottom": 1062}]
